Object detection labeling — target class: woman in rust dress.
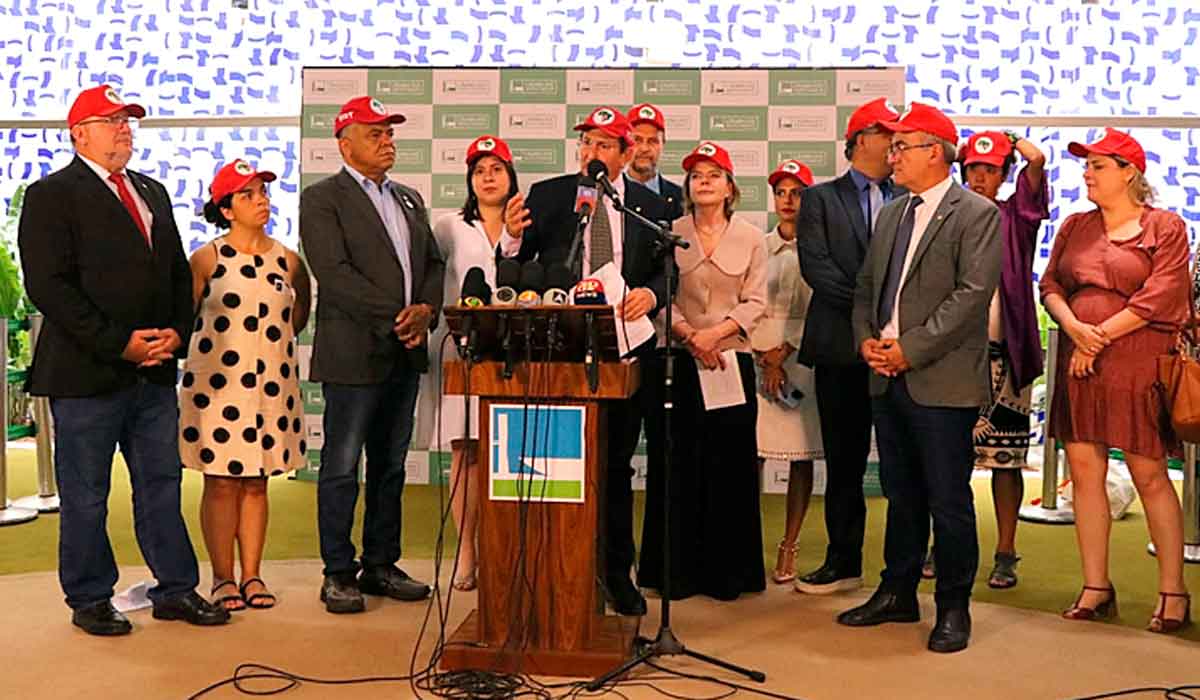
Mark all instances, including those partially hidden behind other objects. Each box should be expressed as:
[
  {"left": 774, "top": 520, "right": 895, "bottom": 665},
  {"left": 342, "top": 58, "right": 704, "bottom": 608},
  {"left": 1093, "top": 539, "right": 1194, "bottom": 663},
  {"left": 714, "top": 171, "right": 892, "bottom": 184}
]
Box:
[{"left": 1040, "top": 128, "right": 1190, "bottom": 633}]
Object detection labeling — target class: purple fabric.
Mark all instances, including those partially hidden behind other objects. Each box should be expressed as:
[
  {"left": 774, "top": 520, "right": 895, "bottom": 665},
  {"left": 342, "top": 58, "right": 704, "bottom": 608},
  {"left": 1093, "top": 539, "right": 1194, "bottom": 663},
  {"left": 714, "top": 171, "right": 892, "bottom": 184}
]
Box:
[{"left": 999, "top": 165, "right": 1049, "bottom": 391}]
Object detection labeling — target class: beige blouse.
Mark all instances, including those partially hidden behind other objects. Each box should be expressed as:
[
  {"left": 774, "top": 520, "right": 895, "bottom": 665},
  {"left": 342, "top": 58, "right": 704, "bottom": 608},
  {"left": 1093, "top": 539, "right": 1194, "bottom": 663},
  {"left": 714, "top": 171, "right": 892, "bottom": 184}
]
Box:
[{"left": 665, "top": 214, "right": 768, "bottom": 353}]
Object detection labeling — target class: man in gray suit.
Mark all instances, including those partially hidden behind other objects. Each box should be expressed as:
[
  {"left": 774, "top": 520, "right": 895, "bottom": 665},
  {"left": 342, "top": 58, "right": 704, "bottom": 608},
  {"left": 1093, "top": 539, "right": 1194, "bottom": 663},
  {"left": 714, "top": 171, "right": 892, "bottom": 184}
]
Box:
[
  {"left": 300, "top": 95, "right": 445, "bottom": 614},
  {"left": 837, "top": 103, "right": 1000, "bottom": 653}
]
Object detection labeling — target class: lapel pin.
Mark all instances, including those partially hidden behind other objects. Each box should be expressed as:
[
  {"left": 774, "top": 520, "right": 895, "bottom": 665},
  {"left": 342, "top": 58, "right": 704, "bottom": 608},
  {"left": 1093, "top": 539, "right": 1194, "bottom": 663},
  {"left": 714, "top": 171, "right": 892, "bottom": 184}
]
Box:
[{"left": 400, "top": 193, "right": 416, "bottom": 210}]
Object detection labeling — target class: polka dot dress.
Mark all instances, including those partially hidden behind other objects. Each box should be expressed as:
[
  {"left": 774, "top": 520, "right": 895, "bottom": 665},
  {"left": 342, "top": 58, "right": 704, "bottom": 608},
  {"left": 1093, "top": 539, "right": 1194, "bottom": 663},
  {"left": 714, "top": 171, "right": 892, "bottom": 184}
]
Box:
[{"left": 180, "top": 237, "right": 306, "bottom": 477}]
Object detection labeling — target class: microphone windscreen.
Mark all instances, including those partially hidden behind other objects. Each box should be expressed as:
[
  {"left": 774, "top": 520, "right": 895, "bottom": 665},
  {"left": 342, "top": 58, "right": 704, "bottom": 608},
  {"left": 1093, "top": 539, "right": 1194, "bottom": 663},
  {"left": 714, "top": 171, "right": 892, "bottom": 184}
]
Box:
[
  {"left": 496, "top": 259, "right": 521, "bottom": 290},
  {"left": 586, "top": 158, "right": 608, "bottom": 182},
  {"left": 519, "top": 261, "right": 546, "bottom": 294},
  {"left": 573, "top": 278, "right": 607, "bottom": 306},
  {"left": 545, "top": 263, "right": 576, "bottom": 291},
  {"left": 460, "top": 267, "right": 491, "bottom": 304}
]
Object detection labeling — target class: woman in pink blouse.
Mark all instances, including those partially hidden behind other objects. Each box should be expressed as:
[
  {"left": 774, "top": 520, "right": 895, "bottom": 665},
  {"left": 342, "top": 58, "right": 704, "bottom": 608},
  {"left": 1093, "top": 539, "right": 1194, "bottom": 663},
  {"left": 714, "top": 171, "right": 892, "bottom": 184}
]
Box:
[
  {"left": 637, "top": 141, "right": 768, "bottom": 601},
  {"left": 1040, "top": 128, "right": 1190, "bottom": 632}
]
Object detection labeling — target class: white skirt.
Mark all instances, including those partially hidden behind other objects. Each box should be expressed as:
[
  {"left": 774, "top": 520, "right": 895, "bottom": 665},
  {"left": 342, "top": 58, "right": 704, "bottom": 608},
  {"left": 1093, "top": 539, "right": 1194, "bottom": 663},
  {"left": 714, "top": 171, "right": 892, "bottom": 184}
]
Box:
[
  {"left": 754, "top": 360, "right": 824, "bottom": 461},
  {"left": 415, "top": 330, "right": 480, "bottom": 451}
]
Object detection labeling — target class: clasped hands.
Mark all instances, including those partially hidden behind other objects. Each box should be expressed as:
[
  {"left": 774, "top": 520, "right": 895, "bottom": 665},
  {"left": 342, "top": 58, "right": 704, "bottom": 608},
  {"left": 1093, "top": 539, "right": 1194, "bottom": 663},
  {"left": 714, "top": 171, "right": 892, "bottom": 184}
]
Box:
[
  {"left": 756, "top": 344, "right": 792, "bottom": 395},
  {"left": 122, "top": 328, "right": 182, "bottom": 367},
  {"left": 681, "top": 326, "right": 727, "bottom": 370},
  {"left": 1065, "top": 320, "right": 1110, "bottom": 379},
  {"left": 394, "top": 304, "right": 434, "bottom": 348},
  {"left": 861, "top": 337, "right": 911, "bottom": 377}
]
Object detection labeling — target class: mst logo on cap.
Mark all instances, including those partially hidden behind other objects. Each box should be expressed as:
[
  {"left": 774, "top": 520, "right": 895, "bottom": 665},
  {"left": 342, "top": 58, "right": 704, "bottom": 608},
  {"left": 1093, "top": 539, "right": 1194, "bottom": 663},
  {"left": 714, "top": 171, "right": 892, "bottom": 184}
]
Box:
[
  {"left": 104, "top": 87, "right": 123, "bottom": 104},
  {"left": 369, "top": 98, "right": 387, "bottom": 115},
  {"left": 233, "top": 160, "right": 254, "bottom": 175},
  {"left": 477, "top": 137, "right": 495, "bottom": 151},
  {"left": 974, "top": 136, "right": 994, "bottom": 154},
  {"left": 638, "top": 105, "right": 656, "bottom": 120},
  {"left": 781, "top": 161, "right": 800, "bottom": 173},
  {"left": 593, "top": 108, "right": 615, "bottom": 125},
  {"left": 697, "top": 142, "right": 718, "bottom": 156}
]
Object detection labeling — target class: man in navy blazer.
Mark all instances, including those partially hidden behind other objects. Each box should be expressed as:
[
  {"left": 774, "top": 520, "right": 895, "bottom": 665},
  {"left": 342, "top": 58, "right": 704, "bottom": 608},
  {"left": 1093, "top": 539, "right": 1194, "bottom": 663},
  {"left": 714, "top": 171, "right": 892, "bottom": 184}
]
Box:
[
  {"left": 19, "top": 84, "right": 229, "bottom": 635},
  {"left": 502, "top": 106, "right": 674, "bottom": 616},
  {"left": 795, "top": 98, "right": 902, "bottom": 596},
  {"left": 300, "top": 96, "right": 445, "bottom": 614},
  {"left": 624, "top": 102, "right": 685, "bottom": 222}
]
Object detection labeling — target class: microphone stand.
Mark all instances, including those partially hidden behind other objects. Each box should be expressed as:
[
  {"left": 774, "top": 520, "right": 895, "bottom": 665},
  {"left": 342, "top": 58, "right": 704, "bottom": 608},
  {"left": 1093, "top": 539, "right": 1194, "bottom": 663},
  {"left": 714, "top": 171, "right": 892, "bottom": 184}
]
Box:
[{"left": 587, "top": 201, "right": 764, "bottom": 689}]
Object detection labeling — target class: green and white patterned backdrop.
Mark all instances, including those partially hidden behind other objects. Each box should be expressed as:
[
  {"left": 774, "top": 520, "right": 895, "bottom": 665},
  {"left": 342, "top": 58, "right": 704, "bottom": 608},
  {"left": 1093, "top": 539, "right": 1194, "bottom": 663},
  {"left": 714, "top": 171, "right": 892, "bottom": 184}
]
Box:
[{"left": 297, "top": 67, "right": 904, "bottom": 491}]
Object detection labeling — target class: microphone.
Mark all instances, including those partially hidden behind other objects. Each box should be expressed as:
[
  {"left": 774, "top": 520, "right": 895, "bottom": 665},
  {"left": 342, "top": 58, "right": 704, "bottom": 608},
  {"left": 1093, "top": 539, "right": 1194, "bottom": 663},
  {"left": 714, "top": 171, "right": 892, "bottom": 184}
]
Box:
[
  {"left": 587, "top": 159, "right": 619, "bottom": 202},
  {"left": 543, "top": 263, "right": 574, "bottom": 306},
  {"left": 517, "top": 261, "right": 545, "bottom": 308},
  {"left": 457, "top": 267, "right": 490, "bottom": 360},
  {"left": 494, "top": 259, "right": 520, "bottom": 307},
  {"left": 573, "top": 278, "right": 607, "bottom": 306}
]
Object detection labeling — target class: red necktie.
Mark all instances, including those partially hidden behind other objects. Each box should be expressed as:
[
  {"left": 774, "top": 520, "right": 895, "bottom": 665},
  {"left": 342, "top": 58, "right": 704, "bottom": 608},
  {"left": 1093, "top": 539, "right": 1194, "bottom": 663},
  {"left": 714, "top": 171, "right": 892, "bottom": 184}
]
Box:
[{"left": 108, "top": 172, "right": 151, "bottom": 247}]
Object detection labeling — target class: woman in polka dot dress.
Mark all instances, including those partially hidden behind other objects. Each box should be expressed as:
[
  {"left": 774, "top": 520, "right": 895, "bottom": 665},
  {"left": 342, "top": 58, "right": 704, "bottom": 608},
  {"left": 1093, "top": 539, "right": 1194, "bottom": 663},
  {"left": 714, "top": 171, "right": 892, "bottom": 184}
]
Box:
[{"left": 181, "top": 159, "right": 311, "bottom": 611}]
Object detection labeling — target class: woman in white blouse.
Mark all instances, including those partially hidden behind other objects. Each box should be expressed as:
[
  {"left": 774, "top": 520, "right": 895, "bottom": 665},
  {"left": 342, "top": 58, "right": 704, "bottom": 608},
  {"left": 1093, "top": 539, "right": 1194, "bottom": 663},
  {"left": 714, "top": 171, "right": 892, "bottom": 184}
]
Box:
[
  {"left": 421, "top": 135, "right": 518, "bottom": 591},
  {"left": 754, "top": 160, "right": 824, "bottom": 584}
]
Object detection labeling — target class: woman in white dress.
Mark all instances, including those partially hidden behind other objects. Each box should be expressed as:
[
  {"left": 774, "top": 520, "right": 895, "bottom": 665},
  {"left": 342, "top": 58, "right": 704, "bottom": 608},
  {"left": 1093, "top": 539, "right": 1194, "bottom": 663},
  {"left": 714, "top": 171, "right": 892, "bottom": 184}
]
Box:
[
  {"left": 753, "top": 160, "right": 824, "bottom": 584},
  {"left": 422, "top": 135, "right": 518, "bottom": 590}
]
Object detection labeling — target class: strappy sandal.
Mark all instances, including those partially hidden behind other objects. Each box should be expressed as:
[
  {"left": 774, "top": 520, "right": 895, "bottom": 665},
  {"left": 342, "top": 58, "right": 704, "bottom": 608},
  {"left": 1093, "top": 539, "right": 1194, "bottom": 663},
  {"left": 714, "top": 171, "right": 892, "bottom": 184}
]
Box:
[
  {"left": 239, "top": 577, "right": 277, "bottom": 609},
  {"left": 772, "top": 540, "right": 799, "bottom": 584},
  {"left": 1062, "top": 585, "right": 1117, "bottom": 621},
  {"left": 211, "top": 579, "right": 246, "bottom": 612},
  {"left": 921, "top": 550, "right": 936, "bottom": 580},
  {"left": 1148, "top": 591, "right": 1191, "bottom": 633},
  {"left": 452, "top": 569, "right": 478, "bottom": 592},
  {"left": 987, "top": 552, "right": 1020, "bottom": 589}
]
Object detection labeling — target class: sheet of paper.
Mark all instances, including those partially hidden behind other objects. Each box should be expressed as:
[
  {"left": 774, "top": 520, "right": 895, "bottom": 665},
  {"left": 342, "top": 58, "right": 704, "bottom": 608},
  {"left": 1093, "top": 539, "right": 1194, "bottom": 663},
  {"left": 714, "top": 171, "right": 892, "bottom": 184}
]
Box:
[
  {"left": 589, "top": 262, "right": 655, "bottom": 357},
  {"left": 698, "top": 349, "right": 746, "bottom": 411}
]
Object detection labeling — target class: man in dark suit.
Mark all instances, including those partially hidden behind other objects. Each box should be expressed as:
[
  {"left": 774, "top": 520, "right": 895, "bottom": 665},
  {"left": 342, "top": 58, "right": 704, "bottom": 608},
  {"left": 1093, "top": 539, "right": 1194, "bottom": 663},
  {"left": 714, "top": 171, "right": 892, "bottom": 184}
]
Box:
[
  {"left": 795, "top": 97, "right": 900, "bottom": 595},
  {"left": 19, "top": 84, "right": 229, "bottom": 635},
  {"left": 838, "top": 102, "right": 1000, "bottom": 654},
  {"left": 502, "top": 106, "right": 673, "bottom": 616},
  {"left": 300, "top": 95, "right": 445, "bottom": 614},
  {"left": 625, "top": 103, "right": 685, "bottom": 221}
]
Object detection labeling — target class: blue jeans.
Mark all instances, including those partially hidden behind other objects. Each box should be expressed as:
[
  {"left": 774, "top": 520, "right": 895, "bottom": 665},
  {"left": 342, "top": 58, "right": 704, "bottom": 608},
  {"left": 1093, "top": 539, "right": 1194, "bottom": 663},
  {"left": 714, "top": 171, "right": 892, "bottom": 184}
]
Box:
[
  {"left": 318, "top": 370, "right": 421, "bottom": 576},
  {"left": 51, "top": 380, "right": 200, "bottom": 609}
]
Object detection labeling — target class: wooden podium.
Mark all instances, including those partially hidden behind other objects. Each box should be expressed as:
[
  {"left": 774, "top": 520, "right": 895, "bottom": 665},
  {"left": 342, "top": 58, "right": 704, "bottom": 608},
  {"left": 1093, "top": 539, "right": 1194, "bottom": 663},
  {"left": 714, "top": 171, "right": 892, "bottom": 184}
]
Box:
[{"left": 438, "top": 306, "right": 640, "bottom": 677}]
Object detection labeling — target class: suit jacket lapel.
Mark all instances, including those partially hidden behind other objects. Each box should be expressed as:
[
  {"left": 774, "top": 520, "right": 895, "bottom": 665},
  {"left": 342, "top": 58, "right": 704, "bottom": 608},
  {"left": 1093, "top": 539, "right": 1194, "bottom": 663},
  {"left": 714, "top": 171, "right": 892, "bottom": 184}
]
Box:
[
  {"left": 835, "top": 172, "right": 870, "bottom": 250},
  {"left": 337, "top": 169, "right": 401, "bottom": 266},
  {"left": 901, "top": 186, "right": 960, "bottom": 289},
  {"left": 69, "top": 158, "right": 151, "bottom": 250},
  {"left": 871, "top": 203, "right": 901, "bottom": 316},
  {"left": 390, "top": 184, "right": 426, "bottom": 285}
]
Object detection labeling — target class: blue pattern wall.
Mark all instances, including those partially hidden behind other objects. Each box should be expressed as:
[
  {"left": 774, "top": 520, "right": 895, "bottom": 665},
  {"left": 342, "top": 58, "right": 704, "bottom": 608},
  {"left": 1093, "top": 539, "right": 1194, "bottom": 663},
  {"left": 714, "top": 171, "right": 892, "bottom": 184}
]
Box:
[{"left": 2, "top": 0, "right": 1199, "bottom": 263}]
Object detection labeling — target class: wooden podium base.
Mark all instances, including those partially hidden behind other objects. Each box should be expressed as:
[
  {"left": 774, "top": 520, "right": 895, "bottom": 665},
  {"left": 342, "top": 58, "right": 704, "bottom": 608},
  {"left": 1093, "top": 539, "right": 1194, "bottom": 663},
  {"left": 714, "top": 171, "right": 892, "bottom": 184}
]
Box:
[{"left": 439, "top": 609, "right": 638, "bottom": 677}]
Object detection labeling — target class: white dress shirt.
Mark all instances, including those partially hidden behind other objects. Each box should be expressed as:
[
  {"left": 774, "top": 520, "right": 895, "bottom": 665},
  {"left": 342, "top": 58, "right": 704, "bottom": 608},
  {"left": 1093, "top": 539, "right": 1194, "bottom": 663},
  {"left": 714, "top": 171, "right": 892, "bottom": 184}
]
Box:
[
  {"left": 880, "top": 175, "right": 955, "bottom": 340},
  {"left": 78, "top": 153, "right": 154, "bottom": 238}
]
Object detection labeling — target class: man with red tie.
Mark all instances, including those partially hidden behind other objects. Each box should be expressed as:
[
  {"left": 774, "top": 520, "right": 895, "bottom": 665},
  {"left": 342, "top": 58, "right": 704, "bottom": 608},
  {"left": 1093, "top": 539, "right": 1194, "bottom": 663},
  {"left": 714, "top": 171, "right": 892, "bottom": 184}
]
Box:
[{"left": 19, "top": 85, "right": 229, "bottom": 635}]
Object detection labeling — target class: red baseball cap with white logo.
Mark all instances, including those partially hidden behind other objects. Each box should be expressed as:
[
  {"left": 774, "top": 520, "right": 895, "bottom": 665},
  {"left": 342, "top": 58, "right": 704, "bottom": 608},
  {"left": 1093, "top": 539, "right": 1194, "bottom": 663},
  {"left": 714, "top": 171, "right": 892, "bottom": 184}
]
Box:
[
  {"left": 333, "top": 96, "right": 406, "bottom": 137},
  {"left": 68, "top": 84, "right": 146, "bottom": 128},
  {"left": 844, "top": 97, "right": 900, "bottom": 140},
  {"left": 768, "top": 159, "right": 814, "bottom": 188},
  {"left": 573, "top": 106, "right": 633, "bottom": 146},
  {"left": 879, "top": 102, "right": 959, "bottom": 146},
  {"left": 1068, "top": 127, "right": 1146, "bottom": 173},
  {"left": 961, "top": 131, "right": 1013, "bottom": 168},
  {"left": 627, "top": 103, "right": 665, "bottom": 131},
  {"left": 209, "top": 159, "right": 277, "bottom": 203},
  {"left": 682, "top": 141, "right": 735, "bottom": 175},
  {"left": 465, "top": 134, "right": 513, "bottom": 166}
]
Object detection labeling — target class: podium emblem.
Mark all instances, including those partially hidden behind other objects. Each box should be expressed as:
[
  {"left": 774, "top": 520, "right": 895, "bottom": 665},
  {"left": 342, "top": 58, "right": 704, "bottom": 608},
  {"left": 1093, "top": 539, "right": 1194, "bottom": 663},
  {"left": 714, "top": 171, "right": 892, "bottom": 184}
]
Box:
[{"left": 490, "top": 404, "right": 586, "bottom": 503}]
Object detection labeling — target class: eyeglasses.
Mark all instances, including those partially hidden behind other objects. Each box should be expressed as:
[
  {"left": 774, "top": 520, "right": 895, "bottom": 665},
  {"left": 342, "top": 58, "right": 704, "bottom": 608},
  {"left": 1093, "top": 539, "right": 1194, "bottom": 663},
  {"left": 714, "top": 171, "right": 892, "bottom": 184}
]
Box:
[
  {"left": 580, "top": 136, "right": 620, "bottom": 153},
  {"left": 75, "top": 115, "right": 138, "bottom": 129},
  {"left": 888, "top": 141, "right": 937, "bottom": 156}
]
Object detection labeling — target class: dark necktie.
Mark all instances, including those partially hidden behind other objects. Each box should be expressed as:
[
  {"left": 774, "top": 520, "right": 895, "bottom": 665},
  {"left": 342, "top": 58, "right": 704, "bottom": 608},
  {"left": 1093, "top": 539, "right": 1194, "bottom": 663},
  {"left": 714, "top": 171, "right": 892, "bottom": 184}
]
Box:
[
  {"left": 109, "top": 172, "right": 151, "bottom": 247},
  {"left": 877, "top": 195, "right": 923, "bottom": 329},
  {"left": 589, "top": 197, "right": 614, "bottom": 274}
]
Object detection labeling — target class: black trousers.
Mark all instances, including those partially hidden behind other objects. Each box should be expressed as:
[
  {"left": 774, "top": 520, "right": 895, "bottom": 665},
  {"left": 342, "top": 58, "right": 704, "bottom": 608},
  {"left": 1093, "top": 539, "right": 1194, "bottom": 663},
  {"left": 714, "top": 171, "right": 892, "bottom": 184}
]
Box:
[
  {"left": 873, "top": 377, "right": 978, "bottom": 609},
  {"left": 813, "top": 362, "right": 874, "bottom": 576}
]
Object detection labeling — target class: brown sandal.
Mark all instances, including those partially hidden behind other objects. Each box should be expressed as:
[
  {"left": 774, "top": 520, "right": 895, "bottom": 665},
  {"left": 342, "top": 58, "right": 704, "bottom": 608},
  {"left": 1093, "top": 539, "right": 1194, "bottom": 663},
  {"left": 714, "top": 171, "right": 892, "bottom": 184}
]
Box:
[
  {"left": 1148, "top": 591, "right": 1191, "bottom": 633},
  {"left": 211, "top": 579, "right": 246, "bottom": 612},
  {"left": 239, "top": 577, "right": 277, "bottom": 609},
  {"left": 1062, "top": 585, "right": 1117, "bottom": 621}
]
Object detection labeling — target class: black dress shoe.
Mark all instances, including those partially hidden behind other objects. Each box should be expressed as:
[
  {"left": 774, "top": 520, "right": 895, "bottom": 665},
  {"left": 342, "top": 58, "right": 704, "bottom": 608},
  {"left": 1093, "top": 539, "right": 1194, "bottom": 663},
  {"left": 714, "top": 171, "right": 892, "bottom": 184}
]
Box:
[
  {"left": 358, "top": 566, "right": 431, "bottom": 602},
  {"left": 320, "top": 573, "right": 365, "bottom": 614},
  {"left": 836, "top": 588, "right": 920, "bottom": 627},
  {"left": 72, "top": 600, "right": 132, "bottom": 636},
  {"left": 152, "top": 591, "right": 231, "bottom": 626},
  {"left": 794, "top": 561, "right": 864, "bottom": 595},
  {"left": 607, "top": 576, "right": 647, "bottom": 616},
  {"left": 928, "top": 607, "right": 971, "bottom": 653}
]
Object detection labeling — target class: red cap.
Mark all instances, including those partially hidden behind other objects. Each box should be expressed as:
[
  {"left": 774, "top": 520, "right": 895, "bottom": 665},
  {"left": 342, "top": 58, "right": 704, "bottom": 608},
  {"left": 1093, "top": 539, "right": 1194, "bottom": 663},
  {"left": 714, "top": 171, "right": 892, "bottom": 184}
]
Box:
[
  {"left": 961, "top": 131, "right": 1013, "bottom": 168},
  {"left": 1068, "top": 127, "right": 1146, "bottom": 173},
  {"left": 209, "top": 159, "right": 277, "bottom": 203},
  {"left": 333, "top": 96, "right": 406, "bottom": 137},
  {"left": 768, "top": 159, "right": 814, "bottom": 188},
  {"left": 573, "top": 106, "right": 633, "bottom": 146},
  {"left": 879, "top": 102, "right": 959, "bottom": 146},
  {"left": 465, "top": 135, "right": 513, "bottom": 166},
  {"left": 681, "top": 141, "right": 735, "bottom": 175},
  {"left": 844, "top": 97, "right": 899, "bottom": 140},
  {"left": 627, "top": 103, "right": 665, "bottom": 131},
  {"left": 68, "top": 84, "right": 146, "bottom": 128}
]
